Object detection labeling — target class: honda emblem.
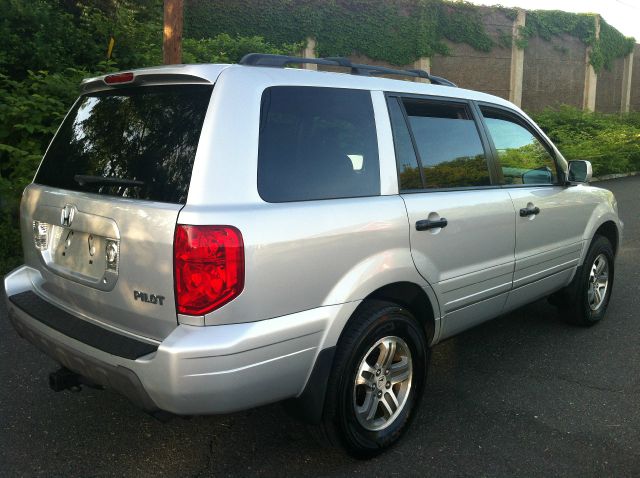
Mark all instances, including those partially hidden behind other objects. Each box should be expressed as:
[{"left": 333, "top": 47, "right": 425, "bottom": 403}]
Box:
[{"left": 60, "top": 204, "right": 76, "bottom": 227}]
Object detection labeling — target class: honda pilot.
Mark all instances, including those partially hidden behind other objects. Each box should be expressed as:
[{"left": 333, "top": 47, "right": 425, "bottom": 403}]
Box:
[{"left": 4, "top": 54, "right": 622, "bottom": 457}]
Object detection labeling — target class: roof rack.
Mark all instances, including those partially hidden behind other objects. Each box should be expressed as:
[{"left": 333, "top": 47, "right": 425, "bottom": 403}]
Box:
[{"left": 239, "top": 53, "right": 457, "bottom": 87}]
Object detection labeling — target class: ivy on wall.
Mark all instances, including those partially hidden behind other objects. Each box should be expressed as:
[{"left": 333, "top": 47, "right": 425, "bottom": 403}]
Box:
[
  {"left": 592, "top": 19, "right": 636, "bottom": 72},
  {"left": 185, "top": 0, "right": 508, "bottom": 65},
  {"left": 517, "top": 10, "right": 596, "bottom": 46},
  {"left": 517, "top": 10, "right": 634, "bottom": 72},
  {"left": 184, "top": 0, "right": 635, "bottom": 70}
]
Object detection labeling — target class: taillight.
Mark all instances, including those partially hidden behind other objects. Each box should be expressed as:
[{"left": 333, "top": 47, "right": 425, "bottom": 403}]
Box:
[
  {"left": 174, "top": 225, "right": 244, "bottom": 316},
  {"left": 104, "top": 72, "right": 134, "bottom": 85}
]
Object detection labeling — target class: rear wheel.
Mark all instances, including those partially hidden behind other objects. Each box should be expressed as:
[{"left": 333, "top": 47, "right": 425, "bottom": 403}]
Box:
[
  {"left": 559, "top": 235, "right": 615, "bottom": 326},
  {"left": 320, "top": 301, "right": 429, "bottom": 458}
]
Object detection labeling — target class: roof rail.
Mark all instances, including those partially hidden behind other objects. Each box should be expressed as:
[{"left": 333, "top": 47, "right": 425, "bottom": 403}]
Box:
[{"left": 238, "top": 53, "right": 457, "bottom": 87}]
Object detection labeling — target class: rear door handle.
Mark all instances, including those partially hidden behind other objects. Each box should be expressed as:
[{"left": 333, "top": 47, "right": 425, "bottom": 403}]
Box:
[
  {"left": 519, "top": 206, "right": 540, "bottom": 217},
  {"left": 416, "top": 218, "right": 448, "bottom": 231}
]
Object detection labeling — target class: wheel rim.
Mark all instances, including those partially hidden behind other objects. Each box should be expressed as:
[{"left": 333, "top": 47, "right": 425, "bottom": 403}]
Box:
[
  {"left": 588, "top": 253, "right": 609, "bottom": 311},
  {"left": 353, "top": 336, "right": 413, "bottom": 431}
]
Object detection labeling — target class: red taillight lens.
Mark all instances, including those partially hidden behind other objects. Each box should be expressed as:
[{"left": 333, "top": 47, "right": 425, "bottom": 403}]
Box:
[
  {"left": 104, "top": 72, "right": 134, "bottom": 84},
  {"left": 174, "top": 225, "right": 244, "bottom": 316}
]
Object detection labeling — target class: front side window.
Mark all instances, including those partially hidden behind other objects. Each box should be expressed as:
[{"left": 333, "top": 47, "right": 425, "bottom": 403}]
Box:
[
  {"left": 481, "top": 107, "right": 558, "bottom": 185},
  {"left": 258, "top": 86, "right": 380, "bottom": 202},
  {"left": 401, "top": 99, "right": 491, "bottom": 189}
]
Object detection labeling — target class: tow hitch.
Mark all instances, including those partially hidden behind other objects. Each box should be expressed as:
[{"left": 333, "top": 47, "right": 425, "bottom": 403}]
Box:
[
  {"left": 48, "top": 367, "right": 102, "bottom": 392},
  {"left": 47, "top": 367, "right": 175, "bottom": 422}
]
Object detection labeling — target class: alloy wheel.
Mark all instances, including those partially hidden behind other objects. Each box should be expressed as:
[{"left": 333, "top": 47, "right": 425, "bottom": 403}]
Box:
[
  {"left": 588, "top": 253, "right": 609, "bottom": 311},
  {"left": 353, "top": 336, "right": 413, "bottom": 431}
]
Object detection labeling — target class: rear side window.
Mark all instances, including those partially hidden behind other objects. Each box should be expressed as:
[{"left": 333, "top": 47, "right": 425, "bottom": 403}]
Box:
[
  {"left": 387, "top": 98, "right": 422, "bottom": 190},
  {"left": 401, "top": 99, "right": 491, "bottom": 189},
  {"left": 258, "top": 86, "right": 380, "bottom": 202},
  {"left": 35, "top": 85, "right": 213, "bottom": 204}
]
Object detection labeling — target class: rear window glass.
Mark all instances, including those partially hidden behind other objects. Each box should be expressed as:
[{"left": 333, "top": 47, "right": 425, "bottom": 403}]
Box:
[
  {"left": 258, "top": 86, "right": 380, "bottom": 202},
  {"left": 35, "top": 84, "right": 213, "bottom": 204},
  {"left": 387, "top": 97, "right": 422, "bottom": 190}
]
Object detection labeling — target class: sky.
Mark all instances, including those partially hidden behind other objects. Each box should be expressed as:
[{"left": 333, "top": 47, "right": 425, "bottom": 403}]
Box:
[{"left": 465, "top": 0, "right": 640, "bottom": 40}]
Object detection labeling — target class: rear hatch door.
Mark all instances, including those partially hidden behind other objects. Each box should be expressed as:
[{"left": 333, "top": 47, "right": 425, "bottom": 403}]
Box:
[{"left": 22, "top": 78, "right": 215, "bottom": 341}]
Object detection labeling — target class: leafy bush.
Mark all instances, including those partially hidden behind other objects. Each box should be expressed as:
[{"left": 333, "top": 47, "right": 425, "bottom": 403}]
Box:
[
  {"left": 532, "top": 106, "right": 640, "bottom": 176},
  {"left": 183, "top": 34, "right": 302, "bottom": 64},
  {"left": 0, "top": 0, "right": 162, "bottom": 79}
]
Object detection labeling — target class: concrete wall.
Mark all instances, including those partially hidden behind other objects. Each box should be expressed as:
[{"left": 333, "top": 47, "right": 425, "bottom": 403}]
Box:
[
  {"left": 521, "top": 34, "right": 586, "bottom": 112},
  {"left": 631, "top": 45, "right": 640, "bottom": 112},
  {"left": 431, "top": 8, "right": 513, "bottom": 100},
  {"left": 596, "top": 57, "right": 625, "bottom": 113}
]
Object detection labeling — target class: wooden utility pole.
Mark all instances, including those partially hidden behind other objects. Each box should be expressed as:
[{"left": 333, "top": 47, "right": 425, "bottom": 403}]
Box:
[{"left": 163, "top": 0, "right": 184, "bottom": 64}]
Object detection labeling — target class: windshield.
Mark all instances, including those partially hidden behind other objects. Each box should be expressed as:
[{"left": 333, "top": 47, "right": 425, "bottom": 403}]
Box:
[{"left": 35, "top": 84, "right": 213, "bottom": 204}]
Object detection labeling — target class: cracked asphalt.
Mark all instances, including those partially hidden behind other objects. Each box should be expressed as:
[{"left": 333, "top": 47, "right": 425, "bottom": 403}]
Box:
[{"left": 1, "top": 176, "right": 639, "bottom": 477}]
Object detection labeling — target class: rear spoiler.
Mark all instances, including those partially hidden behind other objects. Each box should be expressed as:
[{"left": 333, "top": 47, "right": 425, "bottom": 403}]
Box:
[{"left": 80, "top": 65, "right": 230, "bottom": 94}]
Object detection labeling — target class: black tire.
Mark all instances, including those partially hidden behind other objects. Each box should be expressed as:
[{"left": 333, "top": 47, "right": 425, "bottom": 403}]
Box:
[
  {"left": 320, "top": 300, "right": 429, "bottom": 458},
  {"left": 560, "top": 235, "right": 615, "bottom": 326}
]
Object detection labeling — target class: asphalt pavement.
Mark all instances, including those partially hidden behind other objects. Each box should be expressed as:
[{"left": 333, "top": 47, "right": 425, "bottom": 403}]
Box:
[{"left": 1, "top": 176, "right": 639, "bottom": 477}]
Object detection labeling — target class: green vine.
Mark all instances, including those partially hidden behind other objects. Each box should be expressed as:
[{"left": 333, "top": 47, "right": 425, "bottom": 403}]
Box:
[
  {"left": 591, "top": 19, "right": 636, "bottom": 72},
  {"left": 185, "top": 0, "right": 505, "bottom": 65},
  {"left": 517, "top": 10, "right": 634, "bottom": 72},
  {"left": 518, "top": 10, "right": 596, "bottom": 46},
  {"left": 184, "top": 0, "right": 634, "bottom": 70}
]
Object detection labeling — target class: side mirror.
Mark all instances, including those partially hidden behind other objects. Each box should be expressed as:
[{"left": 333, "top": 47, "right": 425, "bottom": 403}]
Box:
[{"left": 567, "top": 160, "right": 592, "bottom": 183}]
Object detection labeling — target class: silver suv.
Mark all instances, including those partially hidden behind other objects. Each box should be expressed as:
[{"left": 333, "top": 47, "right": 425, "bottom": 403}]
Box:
[{"left": 3, "top": 54, "right": 622, "bottom": 457}]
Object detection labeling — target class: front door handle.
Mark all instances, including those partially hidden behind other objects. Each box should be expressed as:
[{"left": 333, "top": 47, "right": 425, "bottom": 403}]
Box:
[
  {"left": 519, "top": 206, "right": 540, "bottom": 217},
  {"left": 416, "top": 218, "right": 448, "bottom": 231}
]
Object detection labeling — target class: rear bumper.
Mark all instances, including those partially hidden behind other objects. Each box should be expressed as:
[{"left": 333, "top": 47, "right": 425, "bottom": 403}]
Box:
[
  {"left": 4, "top": 266, "right": 343, "bottom": 415},
  {"left": 7, "top": 305, "right": 159, "bottom": 411}
]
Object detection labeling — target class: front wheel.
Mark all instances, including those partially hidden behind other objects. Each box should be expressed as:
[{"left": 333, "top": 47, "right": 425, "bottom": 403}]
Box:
[
  {"left": 560, "top": 235, "right": 615, "bottom": 326},
  {"left": 320, "top": 301, "right": 429, "bottom": 458}
]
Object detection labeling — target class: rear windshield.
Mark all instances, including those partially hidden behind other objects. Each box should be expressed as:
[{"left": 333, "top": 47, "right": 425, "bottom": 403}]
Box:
[{"left": 35, "top": 84, "right": 213, "bottom": 204}]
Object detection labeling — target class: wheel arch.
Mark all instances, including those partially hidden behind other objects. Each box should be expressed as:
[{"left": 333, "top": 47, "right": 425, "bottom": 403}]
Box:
[
  {"left": 580, "top": 187, "right": 622, "bottom": 264},
  {"left": 593, "top": 220, "right": 619, "bottom": 256},
  {"left": 286, "top": 281, "right": 439, "bottom": 424},
  {"left": 357, "top": 281, "right": 437, "bottom": 346}
]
